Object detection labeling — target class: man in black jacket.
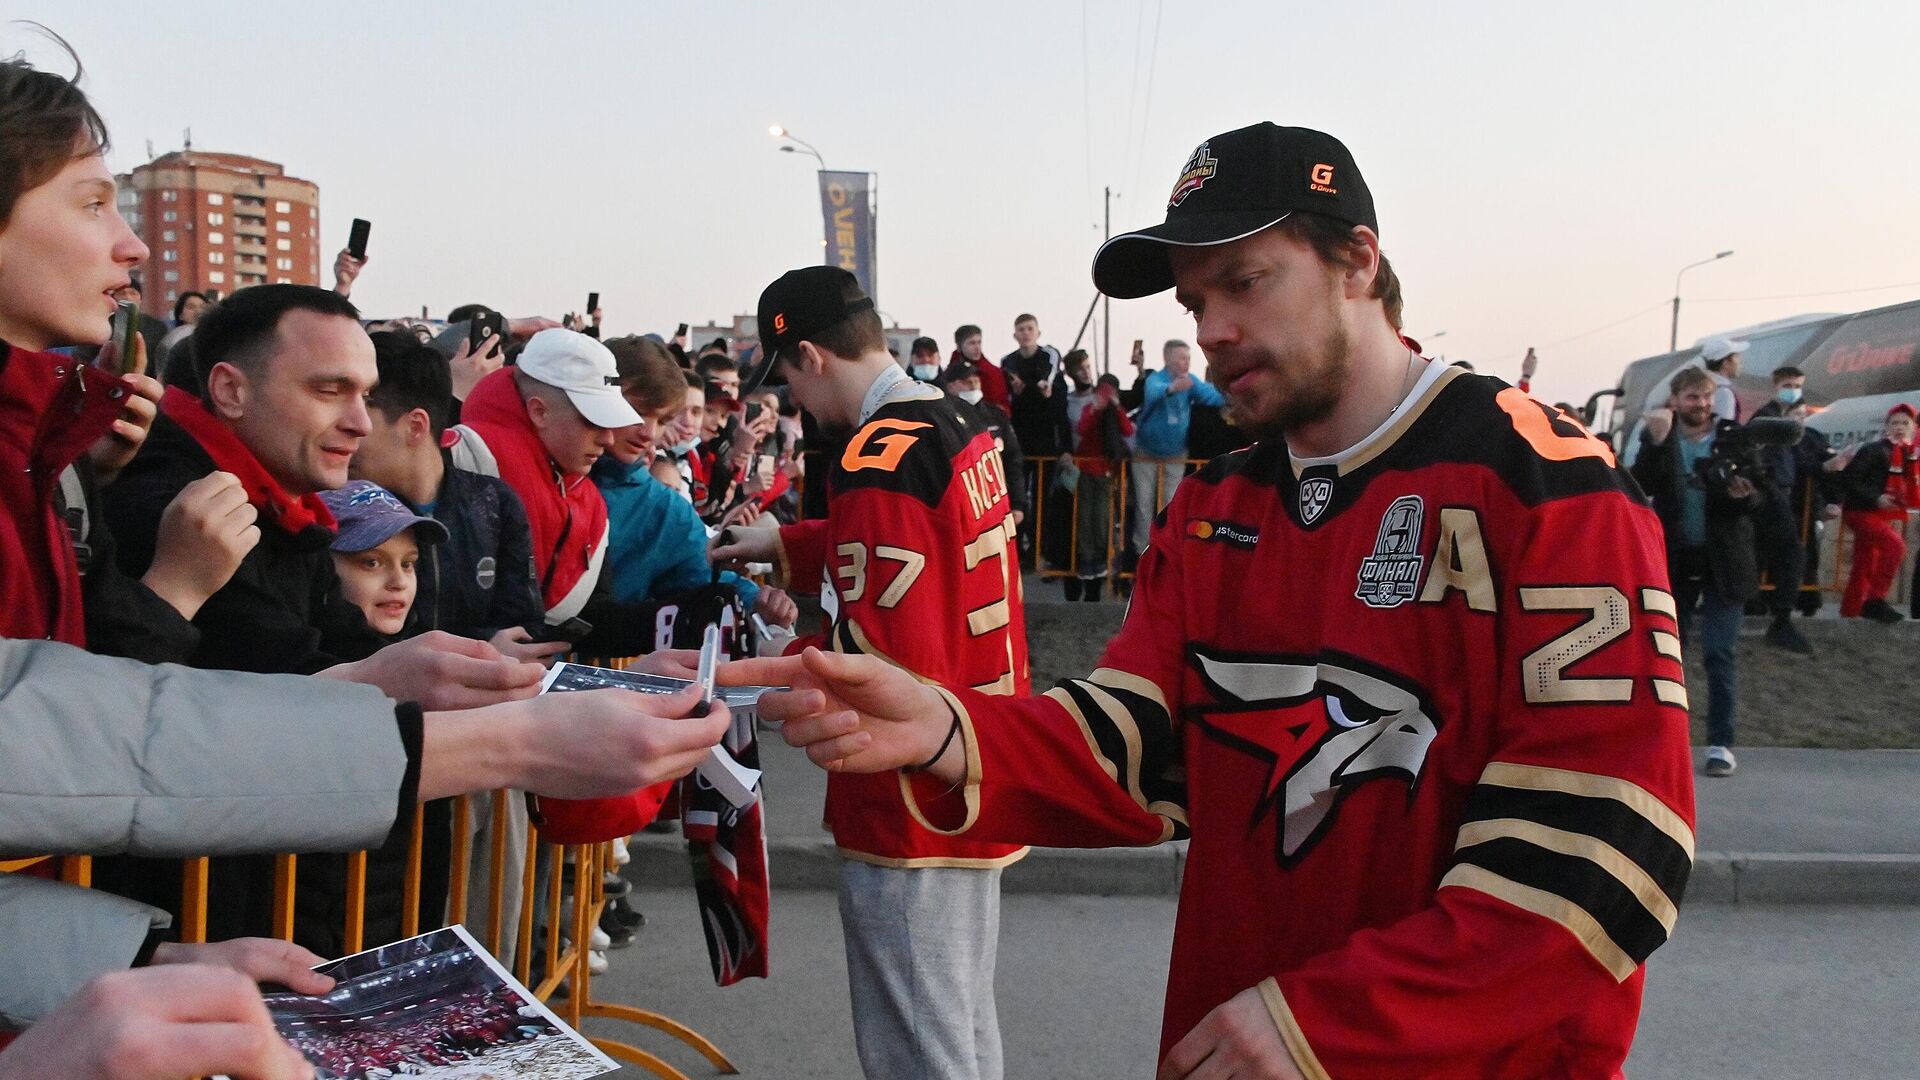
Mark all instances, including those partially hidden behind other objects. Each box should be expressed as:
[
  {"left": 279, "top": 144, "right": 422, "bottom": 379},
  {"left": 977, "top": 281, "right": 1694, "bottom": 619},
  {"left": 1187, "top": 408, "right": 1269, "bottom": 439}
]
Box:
[
  {"left": 1746, "top": 366, "right": 1823, "bottom": 651},
  {"left": 1631, "top": 366, "right": 1761, "bottom": 778},
  {"left": 99, "top": 284, "right": 547, "bottom": 949}
]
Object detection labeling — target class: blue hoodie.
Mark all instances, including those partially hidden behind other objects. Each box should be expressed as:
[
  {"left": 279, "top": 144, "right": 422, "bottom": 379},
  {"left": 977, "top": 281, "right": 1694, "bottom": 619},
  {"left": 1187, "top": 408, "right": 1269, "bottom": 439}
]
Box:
[
  {"left": 591, "top": 455, "right": 760, "bottom": 611},
  {"left": 1133, "top": 367, "right": 1226, "bottom": 458}
]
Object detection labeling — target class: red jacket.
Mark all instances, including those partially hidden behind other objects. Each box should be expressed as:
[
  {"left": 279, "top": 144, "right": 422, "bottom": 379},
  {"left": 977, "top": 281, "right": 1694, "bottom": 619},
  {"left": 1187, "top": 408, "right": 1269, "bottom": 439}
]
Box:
[
  {"left": 451, "top": 368, "right": 608, "bottom": 621},
  {"left": 951, "top": 349, "right": 1011, "bottom": 414},
  {"left": 1075, "top": 399, "right": 1135, "bottom": 478},
  {"left": 0, "top": 343, "right": 127, "bottom": 644}
]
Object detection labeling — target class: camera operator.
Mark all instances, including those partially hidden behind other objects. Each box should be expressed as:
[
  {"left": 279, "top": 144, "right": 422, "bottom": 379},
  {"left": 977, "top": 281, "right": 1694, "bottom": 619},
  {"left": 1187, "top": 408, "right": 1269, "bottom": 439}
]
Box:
[{"left": 1632, "top": 366, "right": 1762, "bottom": 778}]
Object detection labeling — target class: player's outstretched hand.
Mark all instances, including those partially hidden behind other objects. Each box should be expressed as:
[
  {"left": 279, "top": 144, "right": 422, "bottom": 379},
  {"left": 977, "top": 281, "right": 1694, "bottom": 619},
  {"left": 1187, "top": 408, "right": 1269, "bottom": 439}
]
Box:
[
  {"left": 720, "top": 648, "right": 955, "bottom": 777},
  {"left": 1157, "top": 984, "right": 1305, "bottom": 1080},
  {"left": 632, "top": 648, "right": 702, "bottom": 680},
  {"left": 0, "top": 965, "right": 313, "bottom": 1080},
  {"left": 321, "top": 631, "right": 545, "bottom": 711}
]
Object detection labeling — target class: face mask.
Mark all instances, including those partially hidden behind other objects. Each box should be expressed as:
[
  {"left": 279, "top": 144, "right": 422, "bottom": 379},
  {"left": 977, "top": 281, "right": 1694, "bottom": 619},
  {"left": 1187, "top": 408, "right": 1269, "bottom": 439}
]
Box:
[
  {"left": 911, "top": 363, "right": 940, "bottom": 382},
  {"left": 669, "top": 436, "right": 699, "bottom": 456},
  {"left": 956, "top": 388, "right": 984, "bottom": 405},
  {"left": 1776, "top": 387, "right": 1803, "bottom": 405}
]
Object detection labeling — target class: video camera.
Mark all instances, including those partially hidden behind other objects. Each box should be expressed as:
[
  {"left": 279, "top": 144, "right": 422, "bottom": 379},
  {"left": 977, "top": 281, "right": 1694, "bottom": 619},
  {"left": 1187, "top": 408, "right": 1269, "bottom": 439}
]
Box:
[{"left": 1695, "top": 416, "right": 1801, "bottom": 491}]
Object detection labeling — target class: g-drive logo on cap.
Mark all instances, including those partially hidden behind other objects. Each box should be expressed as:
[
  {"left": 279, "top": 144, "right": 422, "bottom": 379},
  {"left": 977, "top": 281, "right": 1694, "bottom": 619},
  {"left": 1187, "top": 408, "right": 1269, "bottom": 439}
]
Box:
[
  {"left": 751, "top": 265, "right": 875, "bottom": 395},
  {"left": 1094, "top": 122, "right": 1378, "bottom": 300}
]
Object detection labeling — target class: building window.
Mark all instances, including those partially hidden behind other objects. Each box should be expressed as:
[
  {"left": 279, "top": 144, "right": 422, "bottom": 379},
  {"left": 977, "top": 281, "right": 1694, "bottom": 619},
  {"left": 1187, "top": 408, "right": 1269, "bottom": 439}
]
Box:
[
  {"left": 208, "top": 271, "right": 225, "bottom": 284},
  {"left": 161, "top": 249, "right": 176, "bottom": 262},
  {"left": 208, "top": 212, "right": 224, "bottom": 226},
  {"left": 207, "top": 193, "right": 224, "bottom": 206},
  {"left": 161, "top": 190, "right": 177, "bottom": 202},
  {"left": 276, "top": 239, "right": 292, "bottom": 251},
  {"left": 275, "top": 200, "right": 290, "bottom": 213},
  {"left": 163, "top": 270, "right": 179, "bottom": 282},
  {"left": 275, "top": 220, "right": 290, "bottom": 233},
  {"left": 208, "top": 232, "right": 224, "bottom": 245},
  {"left": 162, "top": 210, "right": 177, "bottom": 223},
  {"left": 166, "top": 289, "right": 178, "bottom": 301},
  {"left": 277, "top": 277, "right": 292, "bottom": 285},
  {"left": 276, "top": 257, "right": 293, "bottom": 271},
  {"left": 209, "top": 252, "right": 225, "bottom": 265},
  {"left": 162, "top": 229, "right": 175, "bottom": 242}
]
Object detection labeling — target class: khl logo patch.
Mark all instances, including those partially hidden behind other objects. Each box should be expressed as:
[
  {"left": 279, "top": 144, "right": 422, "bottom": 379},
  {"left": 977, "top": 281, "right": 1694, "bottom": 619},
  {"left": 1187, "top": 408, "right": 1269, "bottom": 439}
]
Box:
[
  {"left": 1355, "top": 495, "right": 1425, "bottom": 608},
  {"left": 1299, "top": 477, "right": 1333, "bottom": 525}
]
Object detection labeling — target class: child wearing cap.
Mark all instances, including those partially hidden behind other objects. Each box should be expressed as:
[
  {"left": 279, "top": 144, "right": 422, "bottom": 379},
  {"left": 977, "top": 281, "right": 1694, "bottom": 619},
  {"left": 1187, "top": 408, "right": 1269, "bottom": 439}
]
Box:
[
  {"left": 319, "top": 479, "right": 450, "bottom": 645},
  {"left": 1836, "top": 402, "right": 1920, "bottom": 622}
]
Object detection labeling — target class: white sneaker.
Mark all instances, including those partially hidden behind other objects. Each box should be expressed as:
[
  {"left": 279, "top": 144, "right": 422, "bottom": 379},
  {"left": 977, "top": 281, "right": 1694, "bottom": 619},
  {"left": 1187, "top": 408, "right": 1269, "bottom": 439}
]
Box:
[
  {"left": 1704, "top": 746, "right": 1737, "bottom": 777},
  {"left": 589, "top": 925, "right": 611, "bottom": 951},
  {"left": 587, "top": 949, "right": 609, "bottom": 975},
  {"left": 611, "top": 836, "right": 630, "bottom": 866}
]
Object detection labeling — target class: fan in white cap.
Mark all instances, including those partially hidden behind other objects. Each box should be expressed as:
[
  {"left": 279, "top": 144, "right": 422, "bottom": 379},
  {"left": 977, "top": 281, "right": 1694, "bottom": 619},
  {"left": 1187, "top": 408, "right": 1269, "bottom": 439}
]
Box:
[{"left": 515, "top": 328, "right": 642, "bottom": 429}]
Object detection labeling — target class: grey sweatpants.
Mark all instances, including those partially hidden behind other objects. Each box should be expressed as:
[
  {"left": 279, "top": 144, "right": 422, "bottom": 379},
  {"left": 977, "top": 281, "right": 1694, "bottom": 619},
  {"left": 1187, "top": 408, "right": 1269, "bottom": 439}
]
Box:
[{"left": 838, "top": 860, "right": 1005, "bottom": 1080}]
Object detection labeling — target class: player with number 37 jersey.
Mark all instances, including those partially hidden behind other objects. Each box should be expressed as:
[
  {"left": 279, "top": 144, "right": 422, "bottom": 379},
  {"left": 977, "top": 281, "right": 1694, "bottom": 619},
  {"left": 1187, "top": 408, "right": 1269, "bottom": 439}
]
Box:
[{"left": 776, "top": 381, "right": 1032, "bottom": 868}]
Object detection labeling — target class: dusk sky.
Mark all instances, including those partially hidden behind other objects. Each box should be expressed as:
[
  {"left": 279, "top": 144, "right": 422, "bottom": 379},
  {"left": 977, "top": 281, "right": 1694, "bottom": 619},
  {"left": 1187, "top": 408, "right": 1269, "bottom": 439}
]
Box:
[{"left": 15, "top": 1, "right": 1919, "bottom": 411}]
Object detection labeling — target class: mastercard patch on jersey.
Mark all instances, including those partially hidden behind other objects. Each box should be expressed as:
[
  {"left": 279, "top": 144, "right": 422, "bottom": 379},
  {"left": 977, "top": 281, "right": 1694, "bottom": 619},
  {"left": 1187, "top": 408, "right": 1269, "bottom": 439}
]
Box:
[{"left": 1186, "top": 518, "right": 1260, "bottom": 549}]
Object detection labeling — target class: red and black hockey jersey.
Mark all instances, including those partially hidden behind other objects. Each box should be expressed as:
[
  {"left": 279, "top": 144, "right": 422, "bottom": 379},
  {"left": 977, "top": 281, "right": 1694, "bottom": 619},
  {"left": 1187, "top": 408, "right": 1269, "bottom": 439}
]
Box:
[
  {"left": 779, "top": 381, "right": 1032, "bottom": 867},
  {"left": 903, "top": 361, "right": 1695, "bottom": 1078}
]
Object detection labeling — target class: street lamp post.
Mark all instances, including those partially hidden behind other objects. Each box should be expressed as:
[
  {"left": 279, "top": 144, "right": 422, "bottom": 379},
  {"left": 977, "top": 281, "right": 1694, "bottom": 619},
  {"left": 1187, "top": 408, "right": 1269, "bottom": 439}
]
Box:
[
  {"left": 769, "top": 125, "right": 825, "bottom": 169},
  {"left": 1670, "top": 250, "right": 1734, "bottom": 352}
]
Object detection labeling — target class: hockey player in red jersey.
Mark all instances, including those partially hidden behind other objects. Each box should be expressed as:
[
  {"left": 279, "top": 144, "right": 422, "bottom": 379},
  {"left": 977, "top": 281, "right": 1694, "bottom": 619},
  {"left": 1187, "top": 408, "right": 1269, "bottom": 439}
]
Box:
[
  {"left": 711, "top": 266, "right": 1029, "bottom": 1080},
  {"left": 726, "top": 124, "right": 1695, "bottom": 1079}
]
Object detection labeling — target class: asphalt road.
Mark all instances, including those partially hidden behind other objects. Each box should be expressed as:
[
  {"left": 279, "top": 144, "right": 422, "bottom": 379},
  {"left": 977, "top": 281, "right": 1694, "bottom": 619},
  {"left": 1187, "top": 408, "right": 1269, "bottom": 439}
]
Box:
[{"left": 581, "top": 890, "right": 1920, "bottom": 1079}]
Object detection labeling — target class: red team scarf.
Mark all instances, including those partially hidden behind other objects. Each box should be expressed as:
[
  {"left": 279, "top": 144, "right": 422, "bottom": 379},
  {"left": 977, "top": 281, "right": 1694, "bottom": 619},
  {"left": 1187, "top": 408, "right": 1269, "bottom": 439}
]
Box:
[{"left": 160, "top": 387, "right": 337, "bottom": 534}]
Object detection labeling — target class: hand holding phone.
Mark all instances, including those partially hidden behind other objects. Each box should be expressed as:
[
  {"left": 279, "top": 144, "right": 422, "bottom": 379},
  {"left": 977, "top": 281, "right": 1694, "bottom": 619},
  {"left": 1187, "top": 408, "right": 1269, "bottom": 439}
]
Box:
[
  {"left": 347, "top": 218, "right": 372, "bottom": 260},
  {"left": 107, "top": 301, "right": 143, "bottom": 376},
  {"left": 696, "top": 624, "right": 722, "bottom": 714}
]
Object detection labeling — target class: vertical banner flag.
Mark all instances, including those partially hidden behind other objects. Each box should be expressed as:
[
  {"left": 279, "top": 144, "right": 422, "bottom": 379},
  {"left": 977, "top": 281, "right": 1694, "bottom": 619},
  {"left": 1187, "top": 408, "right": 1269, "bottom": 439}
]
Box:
[{"left": 818, "top": 170, "right": 877, "bottom": 303}]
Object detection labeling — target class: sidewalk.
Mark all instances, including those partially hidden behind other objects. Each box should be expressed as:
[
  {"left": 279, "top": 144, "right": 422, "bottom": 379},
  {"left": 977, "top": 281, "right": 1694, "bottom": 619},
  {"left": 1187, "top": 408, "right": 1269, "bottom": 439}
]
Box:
[{"left": 625, "top": 735, "right": 1920, "bottom": 904}]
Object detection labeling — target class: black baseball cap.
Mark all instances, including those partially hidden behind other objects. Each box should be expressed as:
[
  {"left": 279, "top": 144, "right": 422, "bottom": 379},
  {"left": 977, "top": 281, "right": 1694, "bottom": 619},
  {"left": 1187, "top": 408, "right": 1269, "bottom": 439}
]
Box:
[
  {"left": 943, "top": 357, "right": 978, "bottom": 382},
  {"left": 1091, "top": 123, "right": 1377, "bottom": 299},
  {"left": 749, "top": 266, "right": 876, "bottom": 395}
]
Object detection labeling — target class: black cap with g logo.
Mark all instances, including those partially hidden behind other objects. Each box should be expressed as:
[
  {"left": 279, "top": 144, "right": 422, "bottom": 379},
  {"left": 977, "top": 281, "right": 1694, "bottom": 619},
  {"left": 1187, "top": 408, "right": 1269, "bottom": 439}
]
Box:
[
  {"left": 1091, "top": 123, "right": 1377, "bottom": 299},
  {"left": 748, "top": 265, "right": 876, "bottom": 395}
]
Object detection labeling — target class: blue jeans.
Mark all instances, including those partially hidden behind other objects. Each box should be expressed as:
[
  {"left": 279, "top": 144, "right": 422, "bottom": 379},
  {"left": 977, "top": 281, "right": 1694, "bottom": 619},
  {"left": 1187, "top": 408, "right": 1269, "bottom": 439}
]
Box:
[{"left": 1675, "top": 548, "right": 1741, "bottom": 747}]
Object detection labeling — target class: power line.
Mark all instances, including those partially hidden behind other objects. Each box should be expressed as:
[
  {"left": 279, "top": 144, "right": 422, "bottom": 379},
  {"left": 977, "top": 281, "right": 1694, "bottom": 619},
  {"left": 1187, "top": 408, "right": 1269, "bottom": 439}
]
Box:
[
  {"left": 1126, "top": 0, "right": 1164, "bottom": 210},
  {"left": 1117, "top": 0, "right": 1147, "bottom": 209},
  {"left": 1688, "top": 280, "right": 1920, "bottom": 303},
  {"left": 1468, "top": 299, "right": 1669, "bottom": 363}
]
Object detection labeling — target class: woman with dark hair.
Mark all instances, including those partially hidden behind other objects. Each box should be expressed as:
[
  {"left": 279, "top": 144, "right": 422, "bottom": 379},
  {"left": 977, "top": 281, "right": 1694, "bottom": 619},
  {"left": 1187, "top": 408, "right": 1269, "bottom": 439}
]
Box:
[{"left": 171, "top": 289, "right": 208, "bottom": 326}]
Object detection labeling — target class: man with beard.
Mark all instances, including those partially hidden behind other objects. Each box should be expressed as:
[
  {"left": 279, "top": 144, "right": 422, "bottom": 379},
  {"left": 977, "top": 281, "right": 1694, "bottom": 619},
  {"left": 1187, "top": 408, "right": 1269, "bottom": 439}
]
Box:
[
  {"left": 711, "top": 267, "right": 1028, "bottom": 1080},
  {"left": 726, "top": 123, "right": 1694, "bottom": 1079}
]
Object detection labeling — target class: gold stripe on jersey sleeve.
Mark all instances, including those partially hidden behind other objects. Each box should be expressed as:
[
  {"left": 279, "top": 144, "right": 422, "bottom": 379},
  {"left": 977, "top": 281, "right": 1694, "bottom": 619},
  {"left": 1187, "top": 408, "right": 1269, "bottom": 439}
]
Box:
[
  {"left": 897, "top": 684, "right": 984, "bottom": 838},
  {"left": 1439, "top": 864, "right": 1639, "bottom": 982},
  {"left": 1256, "top": 978, "right": 1333, "bottom": 1080},
  {"left": 1652, "top": 679, "right": 1689, "bottom": 709},
  {"left": 1043, "top": 677, "right": 1186, "bottom": 841},
  {"left": 1479, "top": 762, "right": 1696, "bottom": 860},
  {"left": 1455, "top": 818, "right": 1679, "bottom": 935}
]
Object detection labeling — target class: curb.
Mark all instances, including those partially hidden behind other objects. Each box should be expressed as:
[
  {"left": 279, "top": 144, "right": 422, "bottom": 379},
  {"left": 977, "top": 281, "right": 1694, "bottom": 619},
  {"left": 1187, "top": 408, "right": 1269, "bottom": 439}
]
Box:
[{"left": 625, "top": 837, "right": 1920, "bottom": 905}]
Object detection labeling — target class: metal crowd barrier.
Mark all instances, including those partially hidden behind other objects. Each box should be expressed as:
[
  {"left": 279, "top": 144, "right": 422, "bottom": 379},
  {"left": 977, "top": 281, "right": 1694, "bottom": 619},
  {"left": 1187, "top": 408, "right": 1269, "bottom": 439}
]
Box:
[{"left": 14, "top": 654, "right": 737, "bottom": 1080}]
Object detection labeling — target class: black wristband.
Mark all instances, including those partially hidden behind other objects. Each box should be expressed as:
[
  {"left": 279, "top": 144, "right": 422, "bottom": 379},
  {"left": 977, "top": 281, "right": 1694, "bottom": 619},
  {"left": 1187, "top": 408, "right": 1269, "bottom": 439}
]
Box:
[
  {"left": 393, "top": 701, "right": 425, "bottom": 821},
  {"left": 907, "top": 705, "right": 962, "bottom": 773}
]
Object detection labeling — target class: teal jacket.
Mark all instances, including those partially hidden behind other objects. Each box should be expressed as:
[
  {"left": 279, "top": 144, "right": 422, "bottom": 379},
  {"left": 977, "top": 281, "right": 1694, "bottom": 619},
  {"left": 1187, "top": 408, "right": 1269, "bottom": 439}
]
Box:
[{"left": 591, "top": 456, "right": 761, "bottom": 611}]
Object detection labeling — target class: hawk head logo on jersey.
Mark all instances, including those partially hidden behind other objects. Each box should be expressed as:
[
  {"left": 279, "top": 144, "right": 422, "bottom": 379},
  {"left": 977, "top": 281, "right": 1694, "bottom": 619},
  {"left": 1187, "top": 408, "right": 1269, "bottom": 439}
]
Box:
[
  {"left": 1190, "top": 648, "right": 1440, "bottom": 866},
  {"left": 1298, "top": 477, "right": 1333, "bottom": 525},
  {"left": 1356, "top": 495, "right": 1425, "bottom": 608},
  {"left": 1168, "top": 141, "right": 1219, "bottom": 207}
]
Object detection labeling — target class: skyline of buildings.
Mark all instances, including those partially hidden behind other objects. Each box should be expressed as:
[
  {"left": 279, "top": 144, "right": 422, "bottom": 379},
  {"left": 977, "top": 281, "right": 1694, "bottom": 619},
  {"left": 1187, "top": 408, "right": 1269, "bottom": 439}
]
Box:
[{"left": 116, "top": 149, "right": 323, "bottom": 319}]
